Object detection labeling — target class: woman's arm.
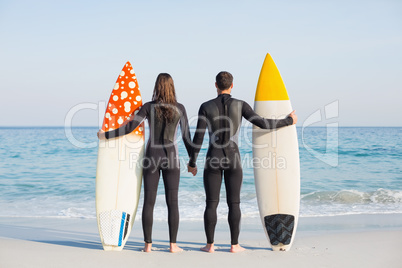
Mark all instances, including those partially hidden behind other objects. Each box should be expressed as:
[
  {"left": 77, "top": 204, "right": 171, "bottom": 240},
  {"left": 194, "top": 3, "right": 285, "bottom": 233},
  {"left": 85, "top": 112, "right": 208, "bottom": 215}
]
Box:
[
  {"left": 178, "top": 104, "right": 193, "bottom": 157},
  {"left": 99, "top": 102, "right": 149, "bottom": 139}
]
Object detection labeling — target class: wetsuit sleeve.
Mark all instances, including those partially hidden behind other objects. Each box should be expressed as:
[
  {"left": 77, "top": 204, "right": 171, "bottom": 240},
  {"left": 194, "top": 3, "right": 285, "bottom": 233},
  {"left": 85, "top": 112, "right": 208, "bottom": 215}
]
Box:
[
  {"left": 179, "top": 104, "right": 193, "bottom": 158},
  {"left": 104, "top": 102, "right": 149, "bottom": 139},
  {"left": 188, "top": 104, "right": 207, "bottom": 168},
  {"left": 242, "top": 101, "right": 293, "bottom": 129}
]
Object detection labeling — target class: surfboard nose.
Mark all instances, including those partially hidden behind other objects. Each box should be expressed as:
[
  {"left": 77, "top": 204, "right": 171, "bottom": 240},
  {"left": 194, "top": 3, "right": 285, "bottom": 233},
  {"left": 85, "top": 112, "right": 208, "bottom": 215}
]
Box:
[
  {"left": 255, "top": 53, "right": 289, "bottom": 101},
  {"left": 101, "top": 61, "right": 142, "bottom": 133}
]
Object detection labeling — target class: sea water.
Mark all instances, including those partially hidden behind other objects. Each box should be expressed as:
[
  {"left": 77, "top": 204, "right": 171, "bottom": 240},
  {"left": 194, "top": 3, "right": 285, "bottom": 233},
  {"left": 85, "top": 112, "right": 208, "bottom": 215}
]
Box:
[{"left": 0, "top": 127, "right": 401, "bottom": 220}]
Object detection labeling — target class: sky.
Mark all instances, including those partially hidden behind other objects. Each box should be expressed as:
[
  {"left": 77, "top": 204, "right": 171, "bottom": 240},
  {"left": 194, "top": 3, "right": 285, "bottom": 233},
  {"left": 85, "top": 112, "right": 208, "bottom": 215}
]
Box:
[{"left": 0, "top": 0, "right": 401, "bottom": 127}]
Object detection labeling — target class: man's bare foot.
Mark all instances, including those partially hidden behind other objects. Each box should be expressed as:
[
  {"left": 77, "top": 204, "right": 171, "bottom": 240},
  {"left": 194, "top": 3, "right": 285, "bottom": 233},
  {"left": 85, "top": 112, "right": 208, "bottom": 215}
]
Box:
[
  {"left": 143, "top": 242, "right": 152, "bottom": 252},
  {"left": 230, "top": 244, "right": 246, "bottom": 253},
  {"left": 170, "top": 243, "right": 183, "bottom": 253},
  {"left": 200, "top": 243, "right": 214, "bottom": 253}
]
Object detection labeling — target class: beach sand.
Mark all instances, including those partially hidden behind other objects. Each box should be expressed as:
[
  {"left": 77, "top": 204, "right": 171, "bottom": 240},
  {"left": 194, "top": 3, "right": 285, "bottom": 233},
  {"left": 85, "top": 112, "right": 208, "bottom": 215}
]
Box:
[{"left": 0, "top": 214, "right": 401, "bottom": 268}]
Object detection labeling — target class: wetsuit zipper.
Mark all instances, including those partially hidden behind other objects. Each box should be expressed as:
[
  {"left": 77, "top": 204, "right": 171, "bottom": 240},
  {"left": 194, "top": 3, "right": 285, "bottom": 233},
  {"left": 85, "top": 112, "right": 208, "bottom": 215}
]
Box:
[{"left": 221, "top": 96, "right": 228, "bottom": 157}]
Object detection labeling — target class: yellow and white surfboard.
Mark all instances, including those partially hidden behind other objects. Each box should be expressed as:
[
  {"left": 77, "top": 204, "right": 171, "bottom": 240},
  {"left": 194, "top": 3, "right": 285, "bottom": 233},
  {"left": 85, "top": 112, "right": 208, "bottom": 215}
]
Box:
[{"left": 252, "top": 53, "right": 300, "bottom": 251}]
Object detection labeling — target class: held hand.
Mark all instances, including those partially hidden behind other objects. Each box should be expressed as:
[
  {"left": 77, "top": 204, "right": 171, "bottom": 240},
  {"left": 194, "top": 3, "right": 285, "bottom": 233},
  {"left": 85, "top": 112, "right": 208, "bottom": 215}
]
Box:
[
  {"left": 187, "top": 164, "right": 197, "bottom": 176},
  {"left": 289, "top": 110, "right": 297, "bottom": 125},
  {"left": 97, "top": 130, "right": 106, "bottom": 140},
  {"left": 192, "top": 166, "right": 197, "bottom": 176}
]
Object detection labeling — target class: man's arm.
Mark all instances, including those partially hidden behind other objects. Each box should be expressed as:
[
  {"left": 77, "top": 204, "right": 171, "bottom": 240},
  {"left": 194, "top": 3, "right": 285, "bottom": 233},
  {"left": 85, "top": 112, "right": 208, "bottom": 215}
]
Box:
[
  {"left": 242, "top": 101, "right": 296, "bottom": 129},
  {"left": 188, "top": 105, "right": 207, "bottom": 168}
]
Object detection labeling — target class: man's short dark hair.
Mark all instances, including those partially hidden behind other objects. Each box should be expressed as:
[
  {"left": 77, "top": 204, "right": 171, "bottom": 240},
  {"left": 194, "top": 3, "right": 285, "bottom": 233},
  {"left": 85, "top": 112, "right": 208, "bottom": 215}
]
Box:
[{"left": 216, "top": 71, "right": 233, "bottom": 90}]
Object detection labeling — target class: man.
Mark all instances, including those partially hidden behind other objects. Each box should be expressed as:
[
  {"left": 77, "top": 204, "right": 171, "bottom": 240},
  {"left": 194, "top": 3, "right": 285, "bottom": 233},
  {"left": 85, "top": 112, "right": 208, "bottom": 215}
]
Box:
[{"left": 187, "top": 71, "right": 297, "bottom": 253}]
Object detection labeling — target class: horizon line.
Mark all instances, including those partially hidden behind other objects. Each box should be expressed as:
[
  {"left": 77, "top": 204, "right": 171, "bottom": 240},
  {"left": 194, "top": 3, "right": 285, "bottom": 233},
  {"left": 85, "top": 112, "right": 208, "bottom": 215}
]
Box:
[{"left": 0, "top": 125, "right": 401, "bottom": 128}]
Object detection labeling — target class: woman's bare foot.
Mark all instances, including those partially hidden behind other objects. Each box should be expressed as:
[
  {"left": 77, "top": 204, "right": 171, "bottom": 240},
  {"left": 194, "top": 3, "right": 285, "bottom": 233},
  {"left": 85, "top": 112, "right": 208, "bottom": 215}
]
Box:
[
  {"left": 143, "top": 242, "right": 152, "bottom": 252},
  {"left": 200, "top": 243, "right": 214, "bottom": 253},
  {"left": 230, "top": 244, "right": 246, "bottom": 253},
  {"left": 170, "top": 243, "right": 183, "bottom": 253}
]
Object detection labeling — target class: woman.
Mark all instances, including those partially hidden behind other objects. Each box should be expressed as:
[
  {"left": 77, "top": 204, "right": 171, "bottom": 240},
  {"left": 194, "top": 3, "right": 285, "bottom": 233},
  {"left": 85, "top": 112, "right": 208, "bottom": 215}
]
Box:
[{"left": 98, "top": 73, "right": 195, "bottom": 253}]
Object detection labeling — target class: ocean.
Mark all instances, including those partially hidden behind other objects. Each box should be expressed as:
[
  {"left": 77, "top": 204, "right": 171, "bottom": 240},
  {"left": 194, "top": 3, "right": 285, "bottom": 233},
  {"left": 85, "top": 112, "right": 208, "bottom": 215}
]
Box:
[{"left": 0, "top": 126, "right": 401, "bottom": 220}]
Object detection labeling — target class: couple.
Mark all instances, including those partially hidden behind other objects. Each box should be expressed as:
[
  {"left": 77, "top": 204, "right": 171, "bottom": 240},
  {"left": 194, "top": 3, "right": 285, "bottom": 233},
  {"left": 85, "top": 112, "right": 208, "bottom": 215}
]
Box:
[{"left": 98, "top": 72, "right": 297, "bottom": 253}]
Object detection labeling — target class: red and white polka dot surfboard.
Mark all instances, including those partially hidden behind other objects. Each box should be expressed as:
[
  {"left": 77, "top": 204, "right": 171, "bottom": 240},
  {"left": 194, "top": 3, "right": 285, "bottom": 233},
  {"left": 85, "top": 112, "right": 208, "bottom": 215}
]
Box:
[
  {"left": 96, "top": 61, "right": 145, "bottom": 251},
  {"left": 101, "top": 61, "right": 144, "bottom": 134}
]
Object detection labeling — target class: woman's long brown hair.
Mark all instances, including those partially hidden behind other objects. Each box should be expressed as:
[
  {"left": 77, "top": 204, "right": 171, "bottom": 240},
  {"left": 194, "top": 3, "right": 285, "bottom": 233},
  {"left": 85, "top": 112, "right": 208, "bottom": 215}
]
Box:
[{"left": 152, "top": 73, "right": 178, "bottom": 123}]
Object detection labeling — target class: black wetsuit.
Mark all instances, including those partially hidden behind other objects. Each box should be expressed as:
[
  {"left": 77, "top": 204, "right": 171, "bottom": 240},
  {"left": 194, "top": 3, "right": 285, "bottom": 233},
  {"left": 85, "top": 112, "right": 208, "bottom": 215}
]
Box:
[
  {"left": 189, "top": 94, "right": 293, "bottom": 245},
  {"left": 105, "top": 101, "right": 192, "bottom": 244}
]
